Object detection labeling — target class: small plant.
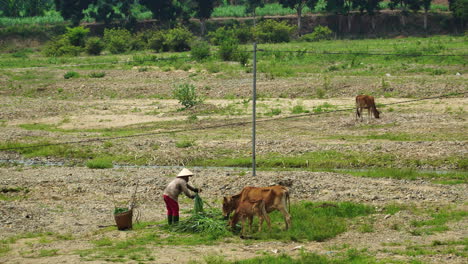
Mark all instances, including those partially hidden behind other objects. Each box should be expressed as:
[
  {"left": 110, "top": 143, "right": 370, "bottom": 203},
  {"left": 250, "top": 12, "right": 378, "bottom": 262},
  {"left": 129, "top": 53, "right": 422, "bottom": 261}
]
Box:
[
  {"left": 86, "top": 157, "right": 113, "bottom": 169},
  {"left": 64, "top": 71, "right": 80, "bottom": 79},
  {"left": 265, "top": 108, "right": 282, "bottom": 116},
  {"left": 291, "top": 104, "right": 308, "bottom": 114},
  {"left": 316, "top": 88, "right": 326, "bottom": 99},
  {"left": 89, "top": 72, "right": 106, "bottom": 78},
  {"left": 172, "top": 83, "right": 203, "bottom": 109},
  {"left": 114, "top": 207, "right": 129, "bottom": 214},
  {"left": 176, "top": 140, "right": 194, "bottom": 148}
]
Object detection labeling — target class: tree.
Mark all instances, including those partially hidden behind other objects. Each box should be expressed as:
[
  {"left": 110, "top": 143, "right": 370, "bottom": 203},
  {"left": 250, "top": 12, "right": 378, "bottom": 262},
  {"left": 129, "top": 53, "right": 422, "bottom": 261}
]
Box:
[
  {"left": 420, "top": 0, "right": 432, "bottom": 30},
  {"left": 388, "top": 0, "right": 421, "bottom": 27},
  {"left": 450, "top": 0, "right": 468, "bottom": 28},
  {"left": 355, "top": 0, "right": 382, "bottom": 31},
  {"left": 326, "top": 0, "right": 355, "bottom": 32},
  {"left": 140, "top": 0, "right": 189, "bottom": 27},
  {"left": 24, "top": 0, "right": 52, "bottom": 17},
  {"left": 0, "top": 0, "right": 24, "bottom": 17},
  {"left": 55, "top": 0, "right": 97, "bottom": 26},
  {"left": 89, "top": 0, "right": 134, "bottom": 26},
  {"left": 245, "top": 0, "right": 264, "bottom": 26},
  {"left": 192, "top": 0, "right": 220, "bottom": 36},
  {"left": 279, "top": 0, "right": 319, "bottom": 36}
]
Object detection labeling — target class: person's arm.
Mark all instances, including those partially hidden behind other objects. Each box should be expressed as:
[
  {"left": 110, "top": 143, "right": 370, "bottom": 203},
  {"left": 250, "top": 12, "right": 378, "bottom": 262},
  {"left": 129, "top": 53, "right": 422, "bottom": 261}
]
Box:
[
  {"left": 187, "top": 183, "right": 199, "bottom": 193},
  {"left": 180, "top": 181, "right": 195, "bottom": 199}
]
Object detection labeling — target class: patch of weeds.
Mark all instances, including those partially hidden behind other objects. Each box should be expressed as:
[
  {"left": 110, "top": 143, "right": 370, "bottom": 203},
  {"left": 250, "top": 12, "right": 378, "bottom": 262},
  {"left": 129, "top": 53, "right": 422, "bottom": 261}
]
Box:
[
  {"left": 291, "top": 104, "right": 309, "bottom": 114},
  {"left": 187, "top": 114, "right": 199, "bottom": 122},
  {"left": 63, "top": 71, "right": 80, "bottom": 79},
  {"left": 89, "top": 72, "right": 106, "bottom": 78},
  {"left": 138, "top": 67, "right": 149, "bottom": 72},
  {"left": 313, "top": 102, "right": 336, "bottom": 113},
  {"left": 86, "top": 157, "right": 114, "bottom": 169},
  {"left": 432, "top": 69, "right": 447, "bottom": 75},
  {"left": 384, "top": 203, "right": 407, "bottom": 215},
  {"left": 264, "top": 108, "right": 281, "bottom": 117},
  {"left": 176, "top": 140, "right": 194, "bottom": 148},
  {"left": 0, "top": 186, "right": 29, "bottom": 201},
  {"left": 410, "top": 207, "right": 467, "bottom": 235}
]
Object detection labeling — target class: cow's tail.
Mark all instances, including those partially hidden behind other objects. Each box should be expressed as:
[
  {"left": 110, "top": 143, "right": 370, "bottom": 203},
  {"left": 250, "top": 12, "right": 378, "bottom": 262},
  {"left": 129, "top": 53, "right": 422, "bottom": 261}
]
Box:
[{"left": 286, "top": 189, "right": 290, "bottom": 214}]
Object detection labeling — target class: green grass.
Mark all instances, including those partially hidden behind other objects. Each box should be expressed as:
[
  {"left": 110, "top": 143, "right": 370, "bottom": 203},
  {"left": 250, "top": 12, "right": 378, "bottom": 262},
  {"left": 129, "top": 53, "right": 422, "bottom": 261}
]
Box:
[
  {"left": 86, "top": 157, "right": 114, "bottom": 169},
  {"left": 410, "top": 208, "right": 468, "bottom": 235},
  {"left": 249, "top": 201, "right": 374, "bottom": 242},
  {"left": 341, "top": 168, "right": 468, "bottom": 184},
  {"left": 1, "top": 232, "right": 72, "bottom": 257}
]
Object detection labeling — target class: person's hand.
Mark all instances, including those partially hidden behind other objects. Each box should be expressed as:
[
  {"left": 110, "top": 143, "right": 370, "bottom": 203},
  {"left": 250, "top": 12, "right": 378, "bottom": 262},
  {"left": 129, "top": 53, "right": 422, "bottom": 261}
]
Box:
[{"left": 194, "top": 188, "right": 202, "bottom": 193}]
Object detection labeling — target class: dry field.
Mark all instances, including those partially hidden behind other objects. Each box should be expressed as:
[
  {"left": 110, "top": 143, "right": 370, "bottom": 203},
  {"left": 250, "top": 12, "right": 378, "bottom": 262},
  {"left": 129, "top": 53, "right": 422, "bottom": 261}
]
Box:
[{"left": 0, "top": 36, "right": 467, "bottom": 263}]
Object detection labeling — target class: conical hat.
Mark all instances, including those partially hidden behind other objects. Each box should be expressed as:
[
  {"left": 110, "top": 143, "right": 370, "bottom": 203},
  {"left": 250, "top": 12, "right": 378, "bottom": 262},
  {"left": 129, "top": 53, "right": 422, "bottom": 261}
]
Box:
[{"left": 177, "top": 168, "right": 194, "bottom": 177}]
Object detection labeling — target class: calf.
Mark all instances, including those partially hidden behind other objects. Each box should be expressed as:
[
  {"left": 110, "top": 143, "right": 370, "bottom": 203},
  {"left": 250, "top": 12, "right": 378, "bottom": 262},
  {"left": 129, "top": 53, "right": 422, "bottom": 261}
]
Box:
[
  {"left": 223, "top": 185, "right": 291, "bottom": 230},
  {"left": 229, "top": 199, "right": 271, "bottom": 236},
  {"left": 356, "top": 95, "right": 380, "bottom": 122}
]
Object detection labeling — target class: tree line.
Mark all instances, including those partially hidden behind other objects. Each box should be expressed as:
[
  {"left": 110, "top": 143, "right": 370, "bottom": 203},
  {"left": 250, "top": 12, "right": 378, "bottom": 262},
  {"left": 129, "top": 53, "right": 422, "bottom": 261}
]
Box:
[{"left": 1, "top": 0, "right": 466, "bottom": 33}]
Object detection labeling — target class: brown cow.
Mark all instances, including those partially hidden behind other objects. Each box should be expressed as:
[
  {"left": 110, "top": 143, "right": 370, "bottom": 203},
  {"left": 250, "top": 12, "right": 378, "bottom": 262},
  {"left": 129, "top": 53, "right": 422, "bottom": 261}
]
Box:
[
  {"left": 223, "top": 185, "right": 291, "bottom": 230},
  {"left": 356, "top": 95, "right": 380, "bottom": 122},
  {"left": 229, "top": 199, "right": 271, "bottom": 236}
]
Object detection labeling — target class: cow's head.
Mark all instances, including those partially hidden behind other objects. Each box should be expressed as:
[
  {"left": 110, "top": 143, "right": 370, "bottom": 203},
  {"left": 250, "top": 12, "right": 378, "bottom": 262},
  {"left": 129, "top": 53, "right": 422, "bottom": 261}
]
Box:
[{"left": 222, "top": 196, "right": 235, "bottom": 220}]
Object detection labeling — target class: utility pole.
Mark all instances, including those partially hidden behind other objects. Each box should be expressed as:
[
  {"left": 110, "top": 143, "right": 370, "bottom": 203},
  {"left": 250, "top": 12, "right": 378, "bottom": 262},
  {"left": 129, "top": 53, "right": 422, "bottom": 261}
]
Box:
[{"left": 252, "top": 42, "right": 257, "bottom": 176}]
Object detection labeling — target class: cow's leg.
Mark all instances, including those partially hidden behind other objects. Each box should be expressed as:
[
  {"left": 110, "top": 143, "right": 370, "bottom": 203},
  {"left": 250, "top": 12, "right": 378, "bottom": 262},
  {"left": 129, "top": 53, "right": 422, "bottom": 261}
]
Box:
[
  {"left": 248, "top": 215, "right": 253, "bottom": 234},
  {"left": 367, "top": 108, "right": 371, "bottom": 123},
  {"left": 278, "top": 207, "right": 292, "bottom": 230}
]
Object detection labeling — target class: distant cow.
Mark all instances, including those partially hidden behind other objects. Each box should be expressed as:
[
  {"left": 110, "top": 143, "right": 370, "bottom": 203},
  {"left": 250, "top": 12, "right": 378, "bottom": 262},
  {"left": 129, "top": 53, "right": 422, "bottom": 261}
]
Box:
[
  {"left": 356, "top": 95, "right": 380, "bottom": 122},
  {"left": 229, "top": 199, "right": 271, "bottom": 236},
  {"left": 223, "top": 185, "right": 291, "bottom": 230}
]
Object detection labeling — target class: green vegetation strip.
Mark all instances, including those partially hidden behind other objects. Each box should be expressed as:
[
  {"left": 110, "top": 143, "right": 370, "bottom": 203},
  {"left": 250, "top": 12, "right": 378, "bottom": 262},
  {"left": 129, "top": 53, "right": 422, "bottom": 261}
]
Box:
[{"left": 77, "top": 202, "right": 373, "bottom": 262}]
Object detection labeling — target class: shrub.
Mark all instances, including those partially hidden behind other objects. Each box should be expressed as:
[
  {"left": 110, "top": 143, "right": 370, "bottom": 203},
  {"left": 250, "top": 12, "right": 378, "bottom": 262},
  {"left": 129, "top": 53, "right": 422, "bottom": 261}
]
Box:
[
  {"left": 43, "top": 37, "right": 83, "bottom": 57},
  {"left": 65, "top": 26, "right": 89, "bottom": 47},
  {"left": 218, "top": 38, "right": 239, "bottom": 61},
  {"left": 301, "top": 26, "right": 333, "bottom": 42},
  {"left": 190, "top": 40, "right": 211, "bottom": 61},
  {"left": 89, "top": 72, "right": 106, "bottom": 78},
  {"left": 64, "top": 71, "right": 80, "bottom": 79},
  {"left": 103, "top": 28, "right": 133, "bottom": 54},
  {"left": 237, "top": 49, "right": 249, "bottom": 66},
  {"left": 208, "top": 26, "right": 236, "bottom": 45},
  {"left": 85, "top": 37, "right": 105, "bottom": 55},
  {"left": 173, "top": 83, "right": 203, "bottom": 109},
  {"left": 164, "top": 27, "right": 194, "bottom": 52},
  {"left": 148, "top": 31, "right": 168, "bottom": 52},
  {"left": 254, "top": 20, "right": 295, "bottom": 43}
]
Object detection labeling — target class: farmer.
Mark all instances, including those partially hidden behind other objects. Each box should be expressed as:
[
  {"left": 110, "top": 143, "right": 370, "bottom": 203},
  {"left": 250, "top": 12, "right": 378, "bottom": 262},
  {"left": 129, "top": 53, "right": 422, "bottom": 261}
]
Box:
[{"left": 163, "top": 168, "right": 200, "bottom": 225}]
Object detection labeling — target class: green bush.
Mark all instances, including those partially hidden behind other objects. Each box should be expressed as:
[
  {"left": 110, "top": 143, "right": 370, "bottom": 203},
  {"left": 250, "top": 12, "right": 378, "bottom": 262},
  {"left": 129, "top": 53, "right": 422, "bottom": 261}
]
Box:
[
  {"left": 301, "top": 26, "right": 333, "bottom": 42},
  {"left": 148, "top": 30, "right": 168, "bottom": 52},
  {"left": 164, "top": 27, "right": 194, "bottom": 52},
  {"left": 254, "top": 20, "right": 294, "bottom": 43},
  {"left": 190, "top": 40, "right": 211, "bottom": 61},
  {"left": 85, "top": 37, "right": 105, "bottom": 55},
  {"left": 173, "top": 83, "right": 203, "bottom": 109},
  {"left": 103, "top": 28, "right": 133, "bottom": 54},
  {"left": 208, "top": 26, "right": 237, "bottom": 45},
  {"left": 43, "top": 37, "right": 83, "bottom": 57},
  {"left": 65, "top": 26, "right": 89, "bottom": 47},
  {"left": 64, "top": 71, "right": 80, "bottom": 79},
  {"left": 218, "top": 38, "right": 239, "bottom": 61}
]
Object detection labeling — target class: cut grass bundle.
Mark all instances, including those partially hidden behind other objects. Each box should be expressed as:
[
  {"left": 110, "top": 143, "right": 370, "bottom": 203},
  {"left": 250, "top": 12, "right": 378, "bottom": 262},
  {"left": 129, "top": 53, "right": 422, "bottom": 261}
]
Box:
[{"left": 169, "top": 209, "right": 230, "bottom": 239}]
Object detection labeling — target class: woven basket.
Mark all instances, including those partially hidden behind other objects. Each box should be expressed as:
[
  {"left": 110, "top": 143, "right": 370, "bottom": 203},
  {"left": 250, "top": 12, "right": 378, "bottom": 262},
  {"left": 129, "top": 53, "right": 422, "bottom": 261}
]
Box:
[{"left": 114, "top": 209, "right": 133, "bottom": 230}]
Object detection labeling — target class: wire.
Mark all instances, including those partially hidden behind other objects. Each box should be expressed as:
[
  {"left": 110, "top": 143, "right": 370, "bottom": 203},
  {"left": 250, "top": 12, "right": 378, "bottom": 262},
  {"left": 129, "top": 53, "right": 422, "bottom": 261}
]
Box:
[{"left": 1, "top": 91, "right": 466, "bottom": 152}]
